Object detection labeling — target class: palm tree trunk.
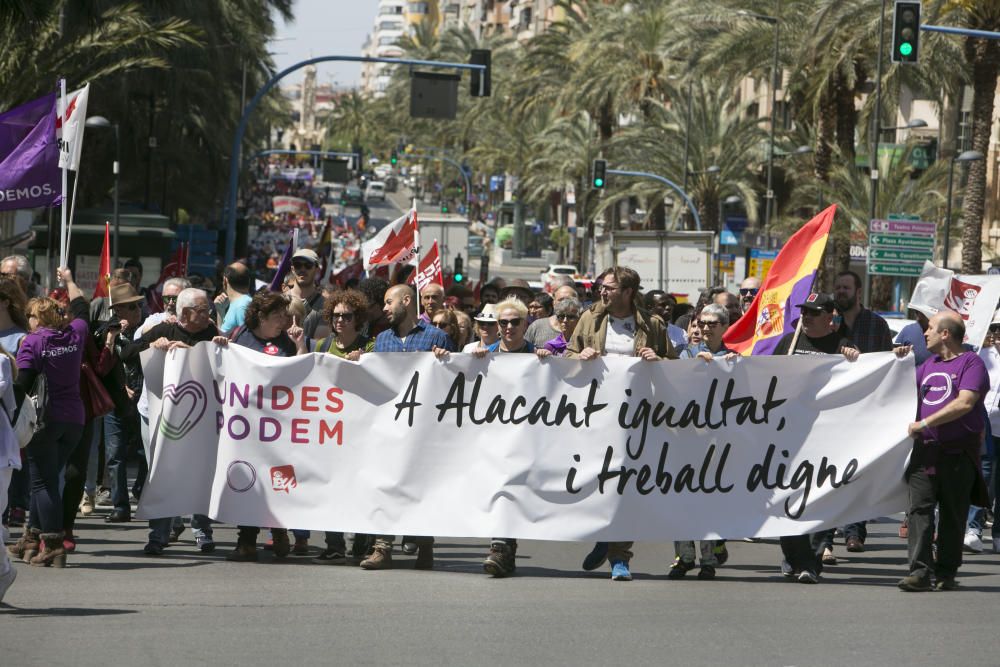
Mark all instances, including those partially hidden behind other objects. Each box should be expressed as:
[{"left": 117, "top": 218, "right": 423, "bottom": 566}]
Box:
[
  {"left": 961, "top": 37, "right": 1000, "bottom": 274},
  {"left": 814, "top": 91, "right": 836, "bottom": 290}
]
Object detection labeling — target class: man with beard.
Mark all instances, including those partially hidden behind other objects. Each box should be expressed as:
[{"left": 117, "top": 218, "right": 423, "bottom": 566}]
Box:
[
  {"left": 831, "top": 270, "right": 894, "bottom": 556},
  {"left": 363, "top": 285, "right": 453, "bottom": 571}
]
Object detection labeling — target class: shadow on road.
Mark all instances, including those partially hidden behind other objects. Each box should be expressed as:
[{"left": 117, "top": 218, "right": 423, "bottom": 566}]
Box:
[{"left": 1, "top": 605, "right": 137, "bottom": 617}]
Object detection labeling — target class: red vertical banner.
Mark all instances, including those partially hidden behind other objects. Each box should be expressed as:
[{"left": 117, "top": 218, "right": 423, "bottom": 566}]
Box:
[{"left": 93, "top": 221, "right": 111, "bottom": 298}]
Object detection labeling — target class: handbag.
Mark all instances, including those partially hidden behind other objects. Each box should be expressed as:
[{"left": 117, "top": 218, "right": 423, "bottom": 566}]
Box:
[
  {"left": 81, "top": 362, "right": 115, "bottom": 421},
  {"left": 4, "top": 372, "right": 46, "bottom": 448}
]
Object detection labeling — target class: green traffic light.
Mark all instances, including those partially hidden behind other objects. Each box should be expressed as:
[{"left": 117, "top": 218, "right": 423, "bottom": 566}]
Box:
[
  {"left": 594, "top": 178, "right": 604, "bottom": 187},
  {"left": 900, "top": 42, "right": 913, "bottom": 56},
  {"left": 454, "top": 273, "right": 464, "bottom": 282}
]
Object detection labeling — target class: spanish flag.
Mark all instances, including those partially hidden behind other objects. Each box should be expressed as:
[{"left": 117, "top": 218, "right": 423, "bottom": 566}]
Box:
[{"left": 723, "top": 204, "right": 837, "bottom": 356}]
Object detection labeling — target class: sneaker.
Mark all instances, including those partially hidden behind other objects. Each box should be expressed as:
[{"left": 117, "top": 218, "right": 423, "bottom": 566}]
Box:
[
  {"left": 226, "top": 544, "right": 259, "bottom": 562},
  {"left": 483, "top": 542, "right": 516, "bottom": 578},
  {"left": 196, "top": 535, "right": 215, "bottom": 553},
  {"left": 845, "top": 536, "right": 864, "bottom": 553},
  {"left": 292, "top": 538, "right": 310, "bottom": 555},
  {"left": 712, "top": 541, "right": 728, "bottom": 566},
  {"left": 610, "top": 559, "right": 632, "bottom": 581},
  {"left": 821, "top": 547, "right": 837, "bottom": 565},
  {"left": 0, "top": 566, "right": 15, "bottom": 603},
  {"left": 170, "top": 524, "right": 185, "bottom": 543},
  {"left": 780, "top": 559, "right": 795, "bottom": 578},
  {"left": 935, "top": 576, "right": 959, "bottom": 591},
  {"left": 667, "top": 557, "right": 696, "bottom": 580},
  {"left": 360, "top": 547, "right": 392, "bottom": 570},
  {"left": 414, "top": 543, "right": 434, "bottom": 570},
  {"left": 313, "top": 548, "right": 347, "bottom": 565},
  {"left": 897, "top": 574, "right": 932, "bottom": 592},
  {"left": 963, "top": 530, "right": 984, "bottom": 554},
  {"left": 271, "top": 530, "right": 290, "bottom": 559},
  {"left": 79, "top": 494, "right": 95, "bottom": 517},
  {"left": 581, "top": 542, "right": 609, "bottom": 571},
  {"left": 797, "top": 569, "right": 819, "bottom": 584},
  {"left": 95, "top": 489, "right": 112, "bottom": 508},
  {"left": 697, "top": 564, "right": 716, "bottom": 580},
  {"left": 143, "top": 541, "right": 165, "bottom": 556}
]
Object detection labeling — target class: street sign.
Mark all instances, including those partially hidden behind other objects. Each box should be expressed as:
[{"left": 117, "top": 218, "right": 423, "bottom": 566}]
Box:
[
  {"left": 749, "top": 249, "right": 779, "bottom": 280},
  {"left": 869, "top": 249, "right": 932, "bottom": 262},
  {"left": 867, "top": 218, "right": 935, "bottom": 277},
  {"left": 867, "top": 262, "right": 924, "bottom": 277}
]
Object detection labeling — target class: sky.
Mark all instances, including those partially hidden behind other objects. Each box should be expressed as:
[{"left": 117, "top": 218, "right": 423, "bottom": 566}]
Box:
[{"left": 271, "top": 0, "right": 379, "bottom": 88}]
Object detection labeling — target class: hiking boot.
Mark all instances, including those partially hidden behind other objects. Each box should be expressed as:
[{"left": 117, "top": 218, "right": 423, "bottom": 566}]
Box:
[
  {"left": 697, "top": 564, "right": 716, "bottom": 580},
  {"left": 668, "top": 556, "right": 696, "bottom": 580},
  {"left": 483, "top": 542, "right": 515, "bottom": 578},
  {"left": 845, "top": 536, "right": 864, "bottom": 553},
  {"left": 360, "top": 547, "right": 392, "bottom": 570},
  {"left": 897, "top": 574, "right": 932, "bottom": 592},
  {"left": 292, "top": 537, "right": 310, "bottom": 555},
  {"left": 272, "top": 530, "right": 290, "bottom": 559},
  {"left": 8, "top": 527, "right": 39, "bottom": 562},
  {"left": 934, "top": 576, "right": 959, "bottom": 591},
  {"left": 414, "top": 543, "right": 434, "bottom": 570},
  {"left": 226, "top": 543, "right": 259, "bottom": 562},
  {"left": 30, "top": 532, "right": 66, "bottom": 567}
]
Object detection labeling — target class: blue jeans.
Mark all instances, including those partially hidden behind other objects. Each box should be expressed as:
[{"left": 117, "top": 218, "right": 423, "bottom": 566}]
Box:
[
  {"left": 104, "top": 413, "right": 130, "bottom": 511},
  {"left": 26, "top": 420, "right": 84, "bottom": 532},
  {"left": 148, "top": 514, "right": 213, "bottom": 546}
]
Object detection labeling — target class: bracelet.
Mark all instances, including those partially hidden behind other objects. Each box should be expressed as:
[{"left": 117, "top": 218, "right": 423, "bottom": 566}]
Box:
[{"left": 920, "top": 419, "right": 929, "bottom": 430}]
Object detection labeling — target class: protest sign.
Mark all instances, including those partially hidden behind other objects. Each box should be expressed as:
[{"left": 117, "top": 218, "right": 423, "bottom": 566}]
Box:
[{"left": 138, "top": 345, "right": 915, "bottom": 541}]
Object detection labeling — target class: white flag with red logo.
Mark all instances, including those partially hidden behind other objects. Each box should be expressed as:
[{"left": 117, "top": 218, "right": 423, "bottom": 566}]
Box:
[
  {"left": 362, "top": 208, "right": 419, "bottom": 270},
  {"left": 909, "top": 261, "right": 1000, "bottom": 348},
  {"left": 411, "top": 239, "right": 443, "bottom": 291},
  {"left": 57, "top": 83, "right": 90, "bottom": 171}
]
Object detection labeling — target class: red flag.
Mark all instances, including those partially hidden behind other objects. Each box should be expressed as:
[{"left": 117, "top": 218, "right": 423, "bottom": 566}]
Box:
[
  {"left": 147, "top": 243, "right": 188, "bottom": 312},
  {"left": 332, "top": 261, "right": 364, "bottom": 287},
  {"left": 410, "top": 240, "right": 443, "bottom": 291},
  {"left": 361, "top": 209, "right": 419, "bottom": 270},
  {"left": 92, "top": 222, "right": 110, "bottom": 299}
]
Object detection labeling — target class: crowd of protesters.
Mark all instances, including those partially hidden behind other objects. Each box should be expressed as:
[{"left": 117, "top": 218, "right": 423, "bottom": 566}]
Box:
[{"left": 1, "top": 253, "right": 998, "bottom": 604}]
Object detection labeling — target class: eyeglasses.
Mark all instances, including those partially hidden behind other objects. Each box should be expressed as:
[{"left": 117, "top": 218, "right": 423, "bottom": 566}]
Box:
[
  {"left": 498, "top": 318, "right": 523, "bottom": 328},
  {"left": 598, "top": 284, "right": 619, "bottom": 293},
  {"left": 556, "top": 314, "right": 579, "bottom": 321},
  {"left": 331, "top": 312, "right": 355, "bottom": 321},
  {"left": 697, "top": 320, "right": 721, "bottom": 328},
  {"left": 162, "top": 295, "right": 178, "bottom": 303},
  {"left": 189, "top": 306, "right": 210, "bottom": 315},
  {"left": 739, "top": 288, "right": 759, "bottom": 297}
]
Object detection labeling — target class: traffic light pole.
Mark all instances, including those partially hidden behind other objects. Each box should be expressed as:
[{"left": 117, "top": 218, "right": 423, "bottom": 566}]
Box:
[
  {"left": 864, "top": 0, "right": 888, "bottom": 308},
  {"left": 223, "top": 55, "right": 486, "bottom": 263},
  {"left": 607, "top": 169, "right": 703, "bottom": 231}
]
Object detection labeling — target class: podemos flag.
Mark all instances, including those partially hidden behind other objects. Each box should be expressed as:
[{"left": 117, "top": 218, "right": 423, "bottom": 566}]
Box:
[
  {"left": 724, "top": 204, "right": 837, "bottom": 356},
  {"left": 0, "top": 92, "right": 61, "bottom": 211}
]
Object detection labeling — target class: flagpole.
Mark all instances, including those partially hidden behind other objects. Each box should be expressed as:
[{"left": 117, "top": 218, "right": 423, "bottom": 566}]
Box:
[
  {"left": 58, "top": 78, "right": 68, "bottom": 271},
  {"left": 66, "top": 172, "right": 80, "bottom": 262}
]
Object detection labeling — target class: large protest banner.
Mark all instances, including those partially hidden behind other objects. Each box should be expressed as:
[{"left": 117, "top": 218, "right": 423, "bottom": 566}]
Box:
[{"left": 137, "top": 345, "right": 916, "bottom": 541}]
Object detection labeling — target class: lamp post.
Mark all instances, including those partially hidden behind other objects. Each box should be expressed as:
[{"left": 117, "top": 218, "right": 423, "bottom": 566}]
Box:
[
  {"left": 943, "top": 150, "right": 985, "bottom": 269},
  {"left": 85, "top": 116, "right": 120, "bottom": 268},
  {"left": 738, "top": 6, "right": 780, "bottom": 231}
]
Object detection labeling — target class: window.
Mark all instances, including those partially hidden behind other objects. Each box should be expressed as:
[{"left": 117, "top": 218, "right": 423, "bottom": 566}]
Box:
[{"left": 408, "top": 2, "right": 429, "bottom": 14}]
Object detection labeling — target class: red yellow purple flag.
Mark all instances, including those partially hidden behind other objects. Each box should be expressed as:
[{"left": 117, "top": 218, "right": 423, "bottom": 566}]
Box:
[{"left": 723, "top": 204, "right": 837, "bottom": 356}]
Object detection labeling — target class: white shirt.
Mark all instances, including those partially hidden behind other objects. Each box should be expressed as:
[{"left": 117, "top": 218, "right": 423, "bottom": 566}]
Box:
[
  {"left": 0, "top": 355, "right": 20, "bottom": 470},
  {"left": 605, "top": 315, "right": 637, "bottom": 357},
  {"left": 980, "top": 345, "right": 1000, "bottom": 432}
]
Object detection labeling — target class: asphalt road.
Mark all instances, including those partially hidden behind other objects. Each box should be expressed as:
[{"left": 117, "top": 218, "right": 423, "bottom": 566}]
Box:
[{"left": 2, "top": 513, "right": 997, "bottom": 666}]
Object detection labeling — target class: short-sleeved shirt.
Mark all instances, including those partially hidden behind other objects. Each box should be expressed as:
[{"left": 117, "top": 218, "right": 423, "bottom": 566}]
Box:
[
  {"left": 221, "top": 294, "right": 252, "bottom": 334},
  {"left": 314, "top": 335, "right": 374, "bottom": 358},
  {"left": 679, "top": 342, "right": 733, "bottom": 359},
  {"left": 0, "top": 326, "right": 27, "bottom": 355},
  {"left": 895, "top": 321, "right": 931, "bottom": 366},
  {"left": 485, "top": 339, "right": 535, "bottom": 353},
  {"left": 917, "top": 351, "right": 989, "bottom": 446},
  {"left": 525, "top": 318, "right": 559, "bottom": 349},
  {"left": 232, "top": 327, "right": 297, "bottom": 357},
  {"left": 374, "top": 321, "right": 454, "bottom": 353},
  {"left": 772, "top": 331, "right": 856, "bottom": 356},
  {"left": 16, "top": 319, "right": 88, "bottom": 425}
]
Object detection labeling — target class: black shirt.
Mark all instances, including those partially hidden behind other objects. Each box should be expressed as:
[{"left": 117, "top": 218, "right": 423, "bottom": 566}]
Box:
[
  {"left": 231, "top": 327, "right": 297, "bottom": 357},
  {"left": 772, "top": 330, "right": 856, "bottom": 356}
]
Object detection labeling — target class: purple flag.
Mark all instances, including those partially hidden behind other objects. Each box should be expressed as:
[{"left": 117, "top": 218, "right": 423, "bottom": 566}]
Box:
[
  {"left": 0, "top": 93, "right": 60, "bottom": 211},
  {"left": 268, "top": 232, "right": 295, "bottom": 292}
]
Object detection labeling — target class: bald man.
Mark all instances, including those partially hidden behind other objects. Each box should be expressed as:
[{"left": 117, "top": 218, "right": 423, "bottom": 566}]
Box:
[
  {"left": 739, "top": 276, "right": 762, "bottom": 314},
  {"left": 419, "top": 283, "right": 445, "bottom": 323},
  {"left": 526, "top": 284, "right": 579, "bottom": 347},
  {"left": 896, "top": 310, "right": 989, "bottom": 592},
  {"left": 365, "top": 285, "right": 454, "bottom": 571}
]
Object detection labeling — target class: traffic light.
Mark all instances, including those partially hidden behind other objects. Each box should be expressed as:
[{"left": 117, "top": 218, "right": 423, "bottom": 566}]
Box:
[
  {"left": 592, "top": 159, "right": 607, "bottom": 189},
  {"left": 891, "top": 1, "right": 921, "bottom": 64},
  {"left": 470, "top": 49, "right": 491, "bottom": 97},
  {"left": 454, "top": 254, "right": 464, "bottom": 283},
  {"left": 441, "top": 203, "right": 449, "bottom": 213},
  {"left": 390, "top": 149, "right": 398, "bottom": 165}
]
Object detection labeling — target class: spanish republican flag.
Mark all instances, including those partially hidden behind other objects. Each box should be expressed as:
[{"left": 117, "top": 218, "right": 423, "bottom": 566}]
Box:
[
  {"left": 93, "top": 221, "right": 111, "bottom": 299},
  {"left": 723, "top": 204, "right": 837, "bottom": 356}
]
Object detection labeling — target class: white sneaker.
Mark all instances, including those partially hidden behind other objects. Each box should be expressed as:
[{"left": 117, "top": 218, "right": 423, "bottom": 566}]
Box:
[
  {"left": 797, "top": 569, "right": 819, "bottom": 584},
  {"left": 964, "top": 530, "right": 984, "bottom": 554},
  {"left": 0, "top": 566, "right": 16, "bottom": 604}
]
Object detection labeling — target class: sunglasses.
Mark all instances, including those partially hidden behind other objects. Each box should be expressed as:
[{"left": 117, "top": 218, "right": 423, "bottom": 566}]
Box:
[
  {"left": 556, "top": 314, "right": 579, "bottom": 321},
  {"left": 697, "top": 320, "right": 721, "bottom": 328},
  {"left": 739, "top": 288, "right": 759, "bottom": 297},
  {"left": 113, "top": 303, "right": 140, "bottom": 312},
  {"left": 498, "top": 318, "right": 523, "bottom": 328},
  {"left": 292, "top": 261, "right": 317, "bottom": 270},
  {"left": 331, "top": 312, "right": 355, "bottom": 321},
  {"left": 162, "top": 295, "right": 178, "bottom": 303}
]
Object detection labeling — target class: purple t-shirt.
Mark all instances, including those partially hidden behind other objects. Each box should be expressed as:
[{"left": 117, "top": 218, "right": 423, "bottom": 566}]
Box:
[
  {"left": 16, "top": 318, "right": 88, "bottom": 425},
  {"left": 916, "top": 351, "right": 989, "bottom": 445}
]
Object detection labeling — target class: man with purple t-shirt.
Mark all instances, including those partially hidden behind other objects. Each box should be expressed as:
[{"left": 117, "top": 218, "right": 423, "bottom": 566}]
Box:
[{"left": 896, "top": 310, "right": 989, "bottom": 592}]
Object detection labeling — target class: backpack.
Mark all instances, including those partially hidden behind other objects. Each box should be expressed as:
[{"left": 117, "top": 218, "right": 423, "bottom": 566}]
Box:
[{"left": 5, "top": 371, "right": 46, "bottom": 448}]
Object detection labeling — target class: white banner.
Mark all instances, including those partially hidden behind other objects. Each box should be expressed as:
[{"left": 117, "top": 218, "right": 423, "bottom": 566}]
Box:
[
  {"left": 910, "top": 260, "right": 1000, "bottom": 348},
  {"left": 137, "top": 345, "right": 916, "bottom": 541},
  {"left": 272, "top": 195, "right": 309, "bottom": 215},
  {"left": 57, "top": 83, "right": 90, "bottom": 171}
]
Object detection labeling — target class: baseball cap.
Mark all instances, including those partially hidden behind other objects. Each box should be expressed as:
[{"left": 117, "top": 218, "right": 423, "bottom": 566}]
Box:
[
  {"left": 291, "top": 248, "right": 320, "bottom": 265},
  {"left": 795, "top": 292, "right": 836, "bottom": 313}
]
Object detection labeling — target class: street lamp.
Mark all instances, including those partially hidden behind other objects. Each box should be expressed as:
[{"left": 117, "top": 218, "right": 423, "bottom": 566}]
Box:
[
  {"left": 85, "top": 116, "right": 120, "bottom": 268},
  {"left": 943, "top": 150, "right": 985, "bottom": 269},
  {"left": 737, "top": 7, "right": 780, "bottom": 232}
]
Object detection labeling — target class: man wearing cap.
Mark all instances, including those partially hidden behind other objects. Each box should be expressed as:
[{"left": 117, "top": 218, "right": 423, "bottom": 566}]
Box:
[
  {"left": 102, "top": 283, "right": 147, "bottom": 523},
  {"left": 288, "top": 248, "right": 325, "bottom": 315},
  {"left": 500, "top": 279, "right": 535, "bottom": 307},
  {"left": 568, "top": 265, "right": 673, "bottom": 582},
  {"left": 217, "top": 262, "right": 252, "bottom": 336},
  {"left": 772, "top": 292, "right": 858, "bottom": 583},
  {"left": 896, "top": 310, "right": 989, "bottom": 591}
]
